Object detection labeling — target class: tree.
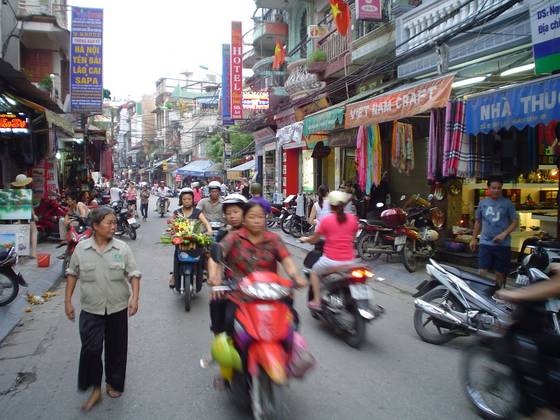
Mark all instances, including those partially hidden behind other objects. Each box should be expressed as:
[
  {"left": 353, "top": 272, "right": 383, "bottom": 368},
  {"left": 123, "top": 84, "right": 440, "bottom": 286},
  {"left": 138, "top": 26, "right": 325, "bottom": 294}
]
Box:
[{"left": 207, "top": 126, "right": 253, "bottom": 163}]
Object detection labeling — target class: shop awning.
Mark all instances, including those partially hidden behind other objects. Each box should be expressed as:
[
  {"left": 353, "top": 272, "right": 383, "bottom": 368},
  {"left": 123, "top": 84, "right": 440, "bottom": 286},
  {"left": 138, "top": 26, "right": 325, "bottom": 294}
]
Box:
[
  {"left": 205, "top": 162, "right": 223, "bottom": 177},
  {"left": 344, "top": 74, "right": 455, "bottom": 129},
  {"left": 303, "top": 107, "right": 344, "bottom": 136},
  {"left": 465, "top": 74, "right": 560, "bottom": 135},
  {"left": 176, "top": 159, "right": 215, "bottom": 177},
  {"left": 196, "top": 96, "right": 219, "bottom": 106},
  {"left": 44, "top": 109, "right": 75, "bottom": 136},
  {"left": 227, "top": 160, "right": 255, "bottom": 172}
]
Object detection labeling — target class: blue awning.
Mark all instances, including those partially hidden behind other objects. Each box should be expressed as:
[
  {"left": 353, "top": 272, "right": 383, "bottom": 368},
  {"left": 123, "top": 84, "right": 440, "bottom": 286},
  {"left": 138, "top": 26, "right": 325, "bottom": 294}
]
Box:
[
  {"left": 176, "top": 159, "right": 215, "bottom": 177},
  {"left": 196, "top": 96, "right": 219, "bottom": 106},
  {"left": 465, "top": 74, "right": 560, "bottom": 135}
]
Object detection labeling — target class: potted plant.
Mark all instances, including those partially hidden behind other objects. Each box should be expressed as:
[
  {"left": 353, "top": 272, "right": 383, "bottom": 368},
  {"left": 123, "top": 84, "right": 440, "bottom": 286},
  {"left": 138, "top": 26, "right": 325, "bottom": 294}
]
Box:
[
  {"left": 38, "top": 75, "right": 53, "bottom": 92},
  {"left": 307, "top": 49, "right": 327, "bottom": 74}
]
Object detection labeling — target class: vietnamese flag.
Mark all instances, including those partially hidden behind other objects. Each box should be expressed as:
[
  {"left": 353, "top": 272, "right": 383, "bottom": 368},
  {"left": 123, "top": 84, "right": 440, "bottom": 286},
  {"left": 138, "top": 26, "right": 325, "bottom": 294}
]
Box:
[
  {"left": 272, "top": 40, "right": 286, "bottom": 70},
  {"left": 330, "top": 0, "right": 351, "bottom": 36}
]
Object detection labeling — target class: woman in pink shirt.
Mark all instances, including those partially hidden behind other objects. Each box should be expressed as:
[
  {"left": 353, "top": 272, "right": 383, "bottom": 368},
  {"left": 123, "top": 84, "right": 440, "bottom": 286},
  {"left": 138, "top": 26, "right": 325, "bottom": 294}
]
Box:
[{"left": 301, "top": 191, "right": 359, "bottom": 309}]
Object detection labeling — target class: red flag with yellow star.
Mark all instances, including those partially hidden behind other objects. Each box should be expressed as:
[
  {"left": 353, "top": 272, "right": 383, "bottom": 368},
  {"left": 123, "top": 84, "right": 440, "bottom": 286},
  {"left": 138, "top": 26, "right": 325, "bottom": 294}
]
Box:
[
  {"left": 330, "top": 0, "right": 351, "bottom": 36},
  {"left": 272, "top": 40, "right": 286, "bottom": 70}
]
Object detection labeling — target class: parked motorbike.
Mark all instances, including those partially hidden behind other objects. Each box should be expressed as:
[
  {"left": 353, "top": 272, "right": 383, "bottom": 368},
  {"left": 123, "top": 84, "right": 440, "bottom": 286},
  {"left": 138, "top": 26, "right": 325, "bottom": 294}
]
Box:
[
  {"left": 0, "top": 246, "right": 27, "bottom": 306},
  {"left": 35, "top": 197, "right": 66, "bottom": 242},
  {"left": 289, "top": 214, "right": 314, "bottom": 239},
  {"left": 303, "top": 242, "right": 384, "bottom": 348},
  {"left": 462, "top": 247, "right": 560, "bottom": 419},
  {"left": 112, "top": 201, "right": 139, "bottom": 240},
  {"left": 266, "top": 204, "right": 282, "bottom": 229},
  {"left": 413, "top": 259, "right": 512, "bottom": 345},
  {"left": 279, "top": 197, "right": 297, "bottom": 235},
  {"left": 61, "top": 216, "right": 93, "bottom": 274}
]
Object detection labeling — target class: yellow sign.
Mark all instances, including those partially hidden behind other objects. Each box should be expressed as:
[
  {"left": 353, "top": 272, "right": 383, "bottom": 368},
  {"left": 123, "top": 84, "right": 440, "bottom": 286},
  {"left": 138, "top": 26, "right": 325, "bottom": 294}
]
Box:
[{"left": 162, "top": 161, "right": 168, "bottom": 172}]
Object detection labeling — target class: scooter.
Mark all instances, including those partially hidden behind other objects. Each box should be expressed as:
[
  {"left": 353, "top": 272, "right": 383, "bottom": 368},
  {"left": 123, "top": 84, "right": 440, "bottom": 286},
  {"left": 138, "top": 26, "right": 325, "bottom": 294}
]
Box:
[
  {"left": 0, "top": 246, "right": 27, "bottom": 306},
  {"left": 266, "top": 204, "right": 282, "bottom": 229},
  {"left": 35, "top": 197, "right": 66, "bottom": 242},
  {"left": 174, "top": 246, "right": 204, "bottom": 312},
  {"left": 60, "top": 216, "right": 93, "bottom": 274},
  {"left": 112, "top": 201, "right": 139, "bottom": 240},
  {"left": 303, "top": 242, "right": 384, "bottom": 348},
  {"left": 157, "top": 195, "right": 169, "bottom": 217}
]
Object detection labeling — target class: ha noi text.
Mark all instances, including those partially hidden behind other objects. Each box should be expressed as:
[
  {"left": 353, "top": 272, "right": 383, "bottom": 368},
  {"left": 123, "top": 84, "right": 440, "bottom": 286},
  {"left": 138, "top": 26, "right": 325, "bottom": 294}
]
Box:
[{"left": 72, "top": 45, "right": 101, "bottom": 85}]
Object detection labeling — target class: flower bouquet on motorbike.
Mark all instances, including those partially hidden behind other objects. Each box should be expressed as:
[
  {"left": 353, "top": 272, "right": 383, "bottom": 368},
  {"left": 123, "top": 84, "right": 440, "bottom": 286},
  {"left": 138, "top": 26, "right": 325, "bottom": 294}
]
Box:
[{"left": 160, "top": 215, "right": 213, "bottom": 251}]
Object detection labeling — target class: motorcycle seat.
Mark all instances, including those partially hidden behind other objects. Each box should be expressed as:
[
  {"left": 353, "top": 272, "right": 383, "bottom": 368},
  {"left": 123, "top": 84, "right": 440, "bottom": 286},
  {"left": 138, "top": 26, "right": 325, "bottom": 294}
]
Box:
[
  {"left": 177, "top": 252, "right": 200, "bottom": 263},
  {"left": 540, "top": 240, "right": 560, "bottom": 249},
  {"left": 440, "top": 264, "right": 496, "bottom": 287},
  {"left": 0, "top": 248, "right": 9, "bottom": 261}
]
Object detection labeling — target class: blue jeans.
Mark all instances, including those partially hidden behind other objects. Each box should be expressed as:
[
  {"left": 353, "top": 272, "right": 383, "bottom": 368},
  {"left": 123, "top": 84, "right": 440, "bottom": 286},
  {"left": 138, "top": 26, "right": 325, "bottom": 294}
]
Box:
[{"left": 478, "top": 244, "right": 511, "bottom": 274}]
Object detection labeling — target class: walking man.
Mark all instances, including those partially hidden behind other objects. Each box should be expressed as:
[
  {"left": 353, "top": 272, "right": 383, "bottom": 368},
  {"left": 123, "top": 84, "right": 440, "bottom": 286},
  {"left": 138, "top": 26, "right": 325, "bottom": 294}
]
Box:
[
  {"left": 470, "top": 176, "right": 518, "bottom": 288},
  {"left": 139, "top": 184, "right": 150, "bottom": 221},
  {"left": 65, "top": 207, "right": 141, "bottom": 411}
]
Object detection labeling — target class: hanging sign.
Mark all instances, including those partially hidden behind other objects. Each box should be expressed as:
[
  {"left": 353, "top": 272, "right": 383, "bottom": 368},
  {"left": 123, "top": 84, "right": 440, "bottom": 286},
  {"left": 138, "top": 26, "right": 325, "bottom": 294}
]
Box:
[
  {"left": 465, "top": 75, "right": 560, "bottom": 135},
  {"left": 308, "top": 25, "right": 329, "bottom": 39},
  {"left": 0, "top": 113, "right": 29, "bottom": 134},
  {"left": 230, "top": 22, "right": 243, "bottom": 120},
  {"left": 530, "top": 1, "right": 560, "bottom": 74},
  {"left": 243, "top": 92, "right": 269, "bottom": 110},
  {"left": 344, "top": 74, "right": 455, "bottom": 128},
  {"left": 70, "top": 7, "right": 103, "bottom": 113},
  {"left": 221, "top": 44, "right": 234, "bottom": 125},
  {"left": 356, "top": 0, "right": 383, "bottom": 21}
]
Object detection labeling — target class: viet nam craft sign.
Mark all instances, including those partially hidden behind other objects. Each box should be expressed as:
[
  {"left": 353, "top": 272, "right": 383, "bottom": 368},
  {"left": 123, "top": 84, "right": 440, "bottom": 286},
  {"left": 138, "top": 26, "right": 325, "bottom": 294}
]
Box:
[
  {"left": 344, "top": 74, "right": 455, "bottom": 128},
  {"left": 70, "top": 7, "right": 103, "bottom": 113}
]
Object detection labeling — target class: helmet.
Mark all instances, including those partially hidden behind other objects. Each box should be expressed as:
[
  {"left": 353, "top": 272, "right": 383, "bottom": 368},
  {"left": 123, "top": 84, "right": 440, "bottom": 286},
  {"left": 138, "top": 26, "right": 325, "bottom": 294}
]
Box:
[
  {"left": 211, "top": 333, "right": 242, "bottom": 371},
  {"left": 222, "top": 193, "right": 248, "bottom": 212},
  {"left": 422, "top": 229, "right": 440, "bottom": 242},
  {"left": 178, "top": 187, "right": 194, "bottom": 200},
  {"left": 327, "top": 190, "right": 351, "bottom": 207},
  {"left": 208, "top": 181, "right": 221, "bottom": 190}
]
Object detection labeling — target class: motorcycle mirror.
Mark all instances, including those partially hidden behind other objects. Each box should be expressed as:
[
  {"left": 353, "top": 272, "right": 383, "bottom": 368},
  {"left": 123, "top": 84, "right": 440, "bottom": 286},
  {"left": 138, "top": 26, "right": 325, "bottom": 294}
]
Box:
[
  {"left": 209, "top": 243, "right": 223, "bottom": 263},
  {"left": 376, "top": 202, "right": 384, "bottom": 208},
  {"left": 427, "top": 194, "right": 434, "bottom": 201},
  {"left": 400, "top": 195, "right": 406, "bottom": 201}
]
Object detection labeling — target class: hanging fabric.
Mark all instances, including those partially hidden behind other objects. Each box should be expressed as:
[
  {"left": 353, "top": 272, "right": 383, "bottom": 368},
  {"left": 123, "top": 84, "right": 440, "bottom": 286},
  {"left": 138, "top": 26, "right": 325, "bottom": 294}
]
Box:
[
  {"left": 355, "top": 126, "right": 368, "bottom": 191},
  {"left": 372, "top": 124, "right": 383, "bottom": 187},
  {"left": 428, "top": 108, "right": 445, "bottom": 181},
  {"left": 392, "top": 121, "right": 414, "bottom": 175},
  {"left": 366, "top": 125, "right": 374, "bottom": 191},
  {"left": 442, "top": 99, "right": 466, "bottom": 177},
  {"left": 457, "top": 134, "right": 475, "bottom": 178}
]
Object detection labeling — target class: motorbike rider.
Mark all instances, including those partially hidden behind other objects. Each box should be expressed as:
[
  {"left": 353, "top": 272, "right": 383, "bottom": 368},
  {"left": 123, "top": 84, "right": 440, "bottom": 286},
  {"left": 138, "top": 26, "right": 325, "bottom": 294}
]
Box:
[
  {"left": 58, "top": 191, "right": 90, "bottom": 247},
  {"left": 196, "top": 181, "right": 224, "bottom": 224},
  {"left": 496, "top": 261, "right": 560, "bottom": 420},
  {"left": 168, "top": 188, "right": 212, "bottom": 289},
  {"left": 301, "top": 191, "right": 360, "bottom": 309},
  {"left": 156, "top": 181, "right": 171, "bottom": 213}
]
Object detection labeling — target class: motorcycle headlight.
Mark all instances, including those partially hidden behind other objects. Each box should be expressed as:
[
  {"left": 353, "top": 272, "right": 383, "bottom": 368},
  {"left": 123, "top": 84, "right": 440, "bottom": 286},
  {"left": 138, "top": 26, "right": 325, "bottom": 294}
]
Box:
[{"left": 240, "top": 282, "right": 291, "bottom": 301}]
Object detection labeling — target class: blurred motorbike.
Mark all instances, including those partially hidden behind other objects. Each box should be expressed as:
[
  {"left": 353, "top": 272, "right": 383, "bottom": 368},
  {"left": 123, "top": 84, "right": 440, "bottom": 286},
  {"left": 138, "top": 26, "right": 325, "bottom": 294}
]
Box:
[
  {"left": 35, "top": 197, "right": 66, "bottom": 242},
  {"left": 0, "top": 246, "right": 27, "bottom": 306}
]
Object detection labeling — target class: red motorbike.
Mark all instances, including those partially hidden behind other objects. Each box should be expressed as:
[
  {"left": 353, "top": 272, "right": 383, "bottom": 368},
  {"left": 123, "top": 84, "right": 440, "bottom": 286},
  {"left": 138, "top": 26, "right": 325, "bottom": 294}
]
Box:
[
  {"left": 205, "top": 270, "right": 313, "bottom": 419},
  {"left": 60, "top": 216, "right": 93, "bottom": 273},
  {"left": 35, "top": 197, "right": 66, "bottom": 242}
]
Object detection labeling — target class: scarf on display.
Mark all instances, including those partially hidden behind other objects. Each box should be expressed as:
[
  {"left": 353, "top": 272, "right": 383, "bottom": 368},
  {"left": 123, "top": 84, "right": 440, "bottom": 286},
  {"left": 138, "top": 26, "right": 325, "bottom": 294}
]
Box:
[
  {"left": 442, "top": 99, "right": 466, "bottom": 177},
  {"left": 428, "top": 108, "right": 445, "bottom": 181},
  {"left": 457, "top": 134, "right": 475, "bottom": 178},
  {"left": 391, "top": 121, "right": 414, "bottom": 175},
  {"left": 355, "top": 124, "right": 383, "bottom": 192},
  {"left": 355, "top": 125, "right": 368, "bottom": 192}
]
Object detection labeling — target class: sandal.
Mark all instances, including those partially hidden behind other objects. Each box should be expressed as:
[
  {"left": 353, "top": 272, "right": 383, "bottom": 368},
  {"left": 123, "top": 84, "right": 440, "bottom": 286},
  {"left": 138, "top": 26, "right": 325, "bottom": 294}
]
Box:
[
  {"left": 169, "top": 273, "right": 175, "bottom": 289},
  {"left": 307, "top": 301, "right": 321, "bottom": 311}
]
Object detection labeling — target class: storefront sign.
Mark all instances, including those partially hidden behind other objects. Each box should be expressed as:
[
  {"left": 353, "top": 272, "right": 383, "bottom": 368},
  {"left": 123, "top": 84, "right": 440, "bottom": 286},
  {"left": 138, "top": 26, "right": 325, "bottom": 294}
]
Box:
[
  {"left": 344, "top": 74, "right": 455, "bottom": 128},
  {"left": 465, "top": 74, "right": 560, "bottom": 134},
  {"left": 530, "top": 1, "right": 560, "bottom": 74},
  {"left": 303, "top": 107, "right": 344, "bottom": 136},
  {"left": 294, "top": 97, "right": 330, "bottom": 121},
  {"left": 356, "top": 0, "right": 383, "bottom": 21},
  {"left": 221, "top": 44, "right": 233, "bottom": 125},
  {"left": 230, "top": 22, "right": 243, "bottom": 120},
  {"left": 0, "top": 224, "right": 30, "bottom": 256},
  {"left": 308, "top": 25, "right": 329, "bottom": 39},
  {"left": 0, "top": 189, "right": 32, "bottom": 220},
  {"left": 328, "top": 127, "right": 359, "bottom": 147},
  {"left": 243, "top": 91, "right": 269, "bottom": 110},
  {"left": 70, "top": 7, "right": 103, "bottom": 113},
  {"left": 32, "top": 159, "right": 59, "bottom": 200},
  {"left": 302, "top": 149, "right": 314, "bottom": 193},
  {"left": 0, "top": 113, "right": 29, "bottom": 134}
]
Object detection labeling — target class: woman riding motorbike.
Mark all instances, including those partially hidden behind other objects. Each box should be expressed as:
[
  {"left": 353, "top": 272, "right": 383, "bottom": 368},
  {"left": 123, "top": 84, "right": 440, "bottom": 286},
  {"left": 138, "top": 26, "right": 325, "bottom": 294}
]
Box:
[
  {"left": 301, "top": 191, "right": 359, "bottom": 309},
  {"left": 168, "top": 188, "right": 212, "bottom": 289}
]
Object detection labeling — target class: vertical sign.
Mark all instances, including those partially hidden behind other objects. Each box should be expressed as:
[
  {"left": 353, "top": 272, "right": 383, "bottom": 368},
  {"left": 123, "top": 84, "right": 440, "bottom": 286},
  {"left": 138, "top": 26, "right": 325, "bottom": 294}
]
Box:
[
  {"left": 356, "top": 0, "right": 383, "bottom": 21},
  {"left": 230, "top": 21, "right": 243, "bottom": 120},
  {"left": 70, "top": 7, "right": 103, "bottom": 113},
  {"left": 530, "top": 1, "right": 560, "bottom": 74},
  {"left": 221, "top": 44, "right": 233, "bottom": 126}
]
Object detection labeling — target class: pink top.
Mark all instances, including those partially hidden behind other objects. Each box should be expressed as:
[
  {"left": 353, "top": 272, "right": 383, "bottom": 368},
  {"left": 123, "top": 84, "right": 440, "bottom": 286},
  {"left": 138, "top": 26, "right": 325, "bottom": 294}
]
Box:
[
  {"left": 194, "top": 188, "right": 202, "bottom": 203},
  {"left": 316, "top": 213, "right": 358, "bottom": 261}
]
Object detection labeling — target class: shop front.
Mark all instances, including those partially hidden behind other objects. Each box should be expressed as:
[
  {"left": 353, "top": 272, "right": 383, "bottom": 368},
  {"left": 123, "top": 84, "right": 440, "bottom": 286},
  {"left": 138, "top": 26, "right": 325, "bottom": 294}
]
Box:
[
  {"left": 276, "top": 121, "right": 305, "bottom": 197},
  {"left": 253, "top": 127, "right": 276, "bottom": 200}
]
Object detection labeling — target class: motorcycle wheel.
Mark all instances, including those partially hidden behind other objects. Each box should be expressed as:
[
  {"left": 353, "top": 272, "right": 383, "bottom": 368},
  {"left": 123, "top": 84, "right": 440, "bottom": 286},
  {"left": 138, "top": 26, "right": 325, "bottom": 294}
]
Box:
[
  {"left": 401, "top": 239, "right": 417, "bottom": 272},
  {"left": 129, "top": 227, "right": 137, "bottom": 240},
  {"left": 183, "top": 274, "right": 191, "bottom": 312},
  {"left": 0, "top": 272, "right": 18, "bottom": 306},
  {"left": 462, "top": 342, "right": 519, "bottom": 420},
  {"left": 289, "top": 220, "right": 302, "bottom": 239},
  {"left": 343, "top": 308, "right": 366, "bottom": 349},
  {"left": 413, "top": 288, "right": 463, "bottom": 345},
  {"left": 280, "top": 216, "right": 293, "bottom": 235},
  {"left": 253, "top": 370, "right": 289, "bottom": 420},
  {"left": 356, "top": 233, "right": 381, "bottom": 262},
  {"left": 266, "top": 214, "right": 276, "bottom": 229}
]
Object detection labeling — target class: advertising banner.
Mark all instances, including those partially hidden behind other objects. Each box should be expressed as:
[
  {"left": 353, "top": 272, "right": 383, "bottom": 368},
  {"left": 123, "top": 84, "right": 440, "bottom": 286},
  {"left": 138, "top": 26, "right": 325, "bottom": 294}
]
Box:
[
  {"left": 0, "top": 113, "right": 29, "bottom": 134},
  {"left": 0, "top": 189, "right": 32, "bottom": 220},
  {"left": 344, "top": 74, "right": 455, "bottom": 128},
  {"left": 356, "top": 0, "right": 383, "bottom": 21},
  {"left": 243, "top": 91, "right": 269, "bottom": 110},
  {"left": 70, "top": 7, "right": 103, "bottom": 113},
  {"left": 221, "top": 44, "right": 233, "bottom": 125},
  {"left": 465, "top": 74, "right": 560, "bottom": 135},
  {"left": 0, "top": 224, "right": 30, "bottom": 256},
  {"left": 230, "top": 22, "right": 243, "bottom": 120},
  {"left": 530, "top": 1, "right": 560, "bottom": 74}
]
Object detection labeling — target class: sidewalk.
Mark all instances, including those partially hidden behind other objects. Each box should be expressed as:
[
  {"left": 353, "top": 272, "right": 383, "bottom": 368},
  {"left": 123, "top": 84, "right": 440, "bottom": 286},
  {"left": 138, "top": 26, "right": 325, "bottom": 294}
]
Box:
[{"left": 0, "top": 242, "right": 63, "bottom": 344}]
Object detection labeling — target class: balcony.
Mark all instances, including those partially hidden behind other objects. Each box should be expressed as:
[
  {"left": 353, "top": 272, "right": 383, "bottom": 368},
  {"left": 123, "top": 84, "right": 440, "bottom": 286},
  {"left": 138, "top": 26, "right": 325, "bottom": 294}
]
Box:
[
  {"left": 317, "top": 30, "right": 352, "bottom": 79},
  {"left": 395, "top": 0, "right": 530, "bottom": 78},
  {"left": 351, "top": 21, "right": 395, "bottom": 66},
  {"left": 18, "top": 0, "right": 68, "bottom": 30},
  {"left": 284, "top": 59, "right": 326, "bottom": 102},
  {"left": 253, "top": 20, "right": 288, "bottom": 53},
  {"left": 254, "top": 0, "right": 299, "bottom": 9}
]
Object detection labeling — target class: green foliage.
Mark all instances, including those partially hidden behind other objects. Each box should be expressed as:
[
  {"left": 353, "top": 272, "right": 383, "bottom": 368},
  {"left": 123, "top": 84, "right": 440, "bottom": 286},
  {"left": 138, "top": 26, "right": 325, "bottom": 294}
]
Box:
[
  {"left": 38, "top": 75, "right": 53, "bottom": 91},
  {"left": 207, "top": 126, "right": 253, "bottom": 163},
  {"left": 307, "top": 49, "right": 327, "bottom": 64}
]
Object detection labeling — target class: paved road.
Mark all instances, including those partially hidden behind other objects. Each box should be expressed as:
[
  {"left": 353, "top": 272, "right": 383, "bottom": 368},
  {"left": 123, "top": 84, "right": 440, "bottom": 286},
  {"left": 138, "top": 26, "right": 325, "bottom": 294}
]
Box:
[{"left": 0, "top": 197, "right": 479, "bottom": 420}]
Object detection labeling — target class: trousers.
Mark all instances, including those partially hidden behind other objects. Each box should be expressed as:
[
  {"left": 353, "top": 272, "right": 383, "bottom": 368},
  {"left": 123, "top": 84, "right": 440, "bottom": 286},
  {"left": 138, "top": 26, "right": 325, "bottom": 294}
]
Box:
[{"left": 78, "top": 309, "right": 128, "bottom": 392}]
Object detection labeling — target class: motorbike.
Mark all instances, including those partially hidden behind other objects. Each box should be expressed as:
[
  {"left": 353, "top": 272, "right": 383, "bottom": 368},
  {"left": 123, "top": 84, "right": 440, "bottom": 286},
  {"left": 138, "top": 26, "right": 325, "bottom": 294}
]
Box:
[
  {"left": 412, "top": 258, "right": 512, "bottom": 345},
  {"left": 112, "top": 201, "right": 140, "bottom": 240},
  {"left": 462, "top": 248, "right": 560, "bottom": 419},
  {"left": 174, "top": 245, "right": 204, "bottom": 312},
  {"left": 289, "top": 214, "right": 314, "bottom": 239},
  {"left": 303, "top": 242, "right": 384, "bottom": 348},
  {"left": 157, "top": 195, "right": 169, "bottom": 217},
  {"left": 266, "top": 204, "right": 282, "bottom": 229},
  {"left": 60, "top": 216, "right": 93, "bottom": 274},
  {"left": 35, "top": 197, "right": 66, "bottom": 242},
  {"left": 0, "top": 246, "right": 28, "bottom": 306},
  {"left": 279, "top": 196, "right": 297, "bottom": 235}
]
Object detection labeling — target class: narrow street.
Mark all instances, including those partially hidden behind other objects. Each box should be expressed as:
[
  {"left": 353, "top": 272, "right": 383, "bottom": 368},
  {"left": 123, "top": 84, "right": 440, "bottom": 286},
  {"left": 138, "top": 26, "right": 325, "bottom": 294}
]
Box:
[{"left": 0, "top": 198, "right": 478, "bottom": 420}]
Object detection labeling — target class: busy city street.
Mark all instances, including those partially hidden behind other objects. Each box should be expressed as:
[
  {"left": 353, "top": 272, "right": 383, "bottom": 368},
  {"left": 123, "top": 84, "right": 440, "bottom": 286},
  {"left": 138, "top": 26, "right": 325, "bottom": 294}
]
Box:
[{"left": 0, "top": 198, "right": 480, "bottom": 420}]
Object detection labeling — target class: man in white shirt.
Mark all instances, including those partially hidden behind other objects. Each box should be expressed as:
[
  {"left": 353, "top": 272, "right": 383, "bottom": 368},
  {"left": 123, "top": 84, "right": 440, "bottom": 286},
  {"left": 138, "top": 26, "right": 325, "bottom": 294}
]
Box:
[
  {"left": 109, "top": 185, "right": 122, "bottom": 204},
  {"left": 156, "top": 181, "right": 171, "bottom": 212}
]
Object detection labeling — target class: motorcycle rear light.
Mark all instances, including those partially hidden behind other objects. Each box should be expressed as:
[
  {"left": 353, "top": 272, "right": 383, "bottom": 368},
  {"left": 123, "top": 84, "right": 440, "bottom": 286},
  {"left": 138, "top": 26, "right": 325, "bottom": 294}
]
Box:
[{"left": 351, "top": 269, "right": 374, "bottom": 280}]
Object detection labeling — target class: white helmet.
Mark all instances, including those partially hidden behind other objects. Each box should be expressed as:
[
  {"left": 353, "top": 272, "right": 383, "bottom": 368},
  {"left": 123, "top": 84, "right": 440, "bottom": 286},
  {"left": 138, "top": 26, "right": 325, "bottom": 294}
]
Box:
[
  {"left": 208, "top": 181, "right": 221, "bottom": 190},
  {"left": 422, "top": 229, "right": 440, "bottom": 242},
  {"left": 327, "top": 191, "right": 351, "bottom": 207},
  {"left": 179, "top": 187, "right": 194, "bottom": 198}
]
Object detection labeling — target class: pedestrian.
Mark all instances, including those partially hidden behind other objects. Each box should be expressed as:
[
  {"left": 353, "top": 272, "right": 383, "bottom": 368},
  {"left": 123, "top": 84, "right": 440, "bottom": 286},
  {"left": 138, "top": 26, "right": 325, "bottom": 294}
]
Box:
[
  {"left": 193, "top": 182, "right": 203, "bottom": 203},
  {"left": 309, "top": 185, "right": 330, "bottom": 226},
  {"left": 469, "top": 175, "right": 518, "bottom": 288},
  {"left": 139, "top": 185, "right": 150, "bottom": 221},
  {"left": 125, "top": 182, "right": 137, "bottom": 214},
  {"left": 249, "top": 182, "right": 271, "bottom": 214},
  {"left": 64, "top": 206, "right": 141, "bottom": 411}
]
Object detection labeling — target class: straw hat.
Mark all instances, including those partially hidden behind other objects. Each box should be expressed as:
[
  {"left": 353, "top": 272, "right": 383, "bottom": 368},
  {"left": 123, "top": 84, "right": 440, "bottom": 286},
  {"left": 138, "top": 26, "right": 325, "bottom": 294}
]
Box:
[{"left": 11, "top": 174, "right": 33, "bottom": 187}]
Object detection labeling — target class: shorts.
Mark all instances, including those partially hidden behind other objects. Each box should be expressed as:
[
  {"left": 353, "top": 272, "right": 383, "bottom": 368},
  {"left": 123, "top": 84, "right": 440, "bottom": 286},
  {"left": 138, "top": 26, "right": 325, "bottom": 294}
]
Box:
[
  {"left": 478, "top": 244, "right": 511, "bottom": 274},
  {"left": 311, "top": 255, "right": 359, "bottom": 277}
]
